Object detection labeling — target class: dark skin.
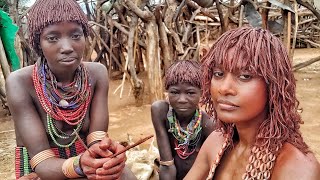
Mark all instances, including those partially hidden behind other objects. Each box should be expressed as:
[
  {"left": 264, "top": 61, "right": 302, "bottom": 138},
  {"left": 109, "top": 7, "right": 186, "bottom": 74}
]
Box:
[
  {"left": 151, "top": 82, "right": 215, "bottom": 180},
  {"left": 6, "top": 21, "right": 136, "bottom": 180},
  {"left": 184, "top": 50, "right": 320, "bottom": 180}
]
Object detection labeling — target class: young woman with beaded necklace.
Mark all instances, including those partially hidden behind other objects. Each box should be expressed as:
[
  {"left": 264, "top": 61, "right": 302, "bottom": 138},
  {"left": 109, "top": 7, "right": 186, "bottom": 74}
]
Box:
[
  {"left": 184, "top": 27, "right": 320, "bottom": 180},
  {"left": 151, "top": 60, "right": 215, "bottom": 180},
  {"left": 6, "top": 0, "right": 136, "bottom": 179}
]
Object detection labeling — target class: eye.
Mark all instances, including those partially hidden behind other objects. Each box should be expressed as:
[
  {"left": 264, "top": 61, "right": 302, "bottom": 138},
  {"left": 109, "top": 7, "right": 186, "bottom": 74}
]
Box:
[
  {"left": 46, "top": 36, "right": 58, "bottom": 42},
  {"left": 239, "top": 74, "right": 252, "bottom": 81},
  {"left": 71, "top": 33, "right": 82, "bottom": 40},
  {"left": 169, "top": 90, "right": 179, "bottom": 95},
  {"left": 213, "top": 71, "right": 224, "bottom": 78},
  {"left": 187, "top": 91, "right": 196, "bottom": 95}
]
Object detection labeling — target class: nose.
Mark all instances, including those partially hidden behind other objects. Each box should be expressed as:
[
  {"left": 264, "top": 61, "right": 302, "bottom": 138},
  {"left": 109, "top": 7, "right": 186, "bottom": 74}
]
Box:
[
  {"left": 60, "top": 38, "right": 74, "bottom": 54},
  {"left": 177, "top": 93, "right": 188, "bottom": 104},
  {"left": 218, "top": 73, "right": 237, "bottom": 96}
]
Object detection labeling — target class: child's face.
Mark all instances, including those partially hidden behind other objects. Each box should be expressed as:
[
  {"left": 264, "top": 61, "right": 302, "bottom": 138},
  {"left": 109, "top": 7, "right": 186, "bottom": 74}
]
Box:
[
  {"left": 40, "top": 21, "right": 85, "bottom": 72},
  {"left": 210, "top": 65, "right": 268, "bottom": 125},
  {"left": 167, "top": 82, "right": 201, "bottom": 117}
]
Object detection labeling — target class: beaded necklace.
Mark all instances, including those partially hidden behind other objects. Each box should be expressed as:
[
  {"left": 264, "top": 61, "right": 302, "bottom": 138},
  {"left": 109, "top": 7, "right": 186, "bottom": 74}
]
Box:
[
  {"left": 206, "top": 133, "right": 281, "bottom": 180},
  {"left": 167, "top": 106, "right": 202, "bottom": 159},
  {"left": 33, "top": 60, "right": 91, "bottom": 147}
]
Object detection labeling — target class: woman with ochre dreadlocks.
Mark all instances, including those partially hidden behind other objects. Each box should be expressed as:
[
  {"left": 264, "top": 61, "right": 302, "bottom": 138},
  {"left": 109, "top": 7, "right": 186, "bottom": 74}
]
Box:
[
  {"left": 151, "top": 60, "right": 216, "bottom": 180},
  {"left": 6, "top": 0, "right": 136, "bottom": 179},
  {"left": 184, "top": 27, "right": 320, "bottom": 180}
]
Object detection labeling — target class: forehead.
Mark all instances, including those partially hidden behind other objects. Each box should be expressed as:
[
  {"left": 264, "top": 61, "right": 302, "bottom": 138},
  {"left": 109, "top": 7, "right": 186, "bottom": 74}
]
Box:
[
  {"left": 41, "top": 21, "right": 83, "bottom": 34},
  {"left": 213, "top": 47, "right": 256, "bottom": 72},
  {"left": 168, "top": 82, "right": 200, "bottom": 90}
]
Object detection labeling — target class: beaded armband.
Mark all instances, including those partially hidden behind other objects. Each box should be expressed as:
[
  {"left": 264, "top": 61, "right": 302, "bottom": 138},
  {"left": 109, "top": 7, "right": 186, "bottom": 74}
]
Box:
[
  {"left": 86, "top": 131, "right": 107, "bottom": 147},
  {"left": 159, "top": 159, "right": 174, "bottom": 166},
  {"left": 74, "top": 154, "right": 85, "bottom": 177},
  {"left": 62, "top": 155, "right": 85, "bottom": 178},
  {"left": 30, "top": 149, "right": 56, "bottom": 170}
]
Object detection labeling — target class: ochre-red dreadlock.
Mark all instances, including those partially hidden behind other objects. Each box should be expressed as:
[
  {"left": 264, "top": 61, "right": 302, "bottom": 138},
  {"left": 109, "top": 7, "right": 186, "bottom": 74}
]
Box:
[
  {"left": 201, "top": 26, "right": 309, "bottom": 154},
  {"left": 27, "top": 0, "right": 89, "bottom": 56},
  {"left": 165, "top": 60, "right": 201, "bottom": 90}
]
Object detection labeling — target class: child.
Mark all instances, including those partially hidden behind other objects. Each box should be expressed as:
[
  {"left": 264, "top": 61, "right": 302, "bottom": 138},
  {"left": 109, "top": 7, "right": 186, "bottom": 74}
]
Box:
[
  {"left": 151, "top": 60, "right": 215, "bottom": 180},
  {"left": 185, "top": 27, "right": 320, "bottom": 179}
]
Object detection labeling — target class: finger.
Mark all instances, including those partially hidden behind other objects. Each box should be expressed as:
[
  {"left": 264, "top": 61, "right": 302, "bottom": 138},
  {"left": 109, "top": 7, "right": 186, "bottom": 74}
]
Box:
[
  {"left": 89, "top": 142, "right": 113, "bottom": 158},
  {"left": 82, "top": 156, "right": 110, "bottom": 171},
  {"left": 96, "top": 162, "right": 125, "bottom": 175},
  {"left": 99, "top": 137, "right": 113, "bottom": 151},
  {"left": 102, "top": 156, "right": 126, "bottom": 169}
]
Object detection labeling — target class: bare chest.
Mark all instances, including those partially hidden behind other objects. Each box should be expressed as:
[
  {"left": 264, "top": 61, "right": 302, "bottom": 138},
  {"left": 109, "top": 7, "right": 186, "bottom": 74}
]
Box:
[{"left": 214, "top": 150, "right": 249, "bottom": 180}]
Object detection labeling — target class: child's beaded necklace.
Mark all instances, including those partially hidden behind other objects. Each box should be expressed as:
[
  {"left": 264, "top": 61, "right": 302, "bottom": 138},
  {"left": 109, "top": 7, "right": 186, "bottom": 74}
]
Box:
[
  {"left": 33, "top": 60, "right": 91, "bottom": 147},
  {"left": 167, "top": 106, "right": 202, "bottom": 159}
]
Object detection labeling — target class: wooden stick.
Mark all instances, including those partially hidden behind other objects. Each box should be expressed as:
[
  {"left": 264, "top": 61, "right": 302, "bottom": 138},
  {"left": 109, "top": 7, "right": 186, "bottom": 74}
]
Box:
[
  {"left": 106, "top": 134, "right": 154, "bottom": 158},
  {"left": 74, "top": 130, "right": 154, "bottom": 159},
  {"left": 73, "top": 130, "right": 95, "bottom": 156}
]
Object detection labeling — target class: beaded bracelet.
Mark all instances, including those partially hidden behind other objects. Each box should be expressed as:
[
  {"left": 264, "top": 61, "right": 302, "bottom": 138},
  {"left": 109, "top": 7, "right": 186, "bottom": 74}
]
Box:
[
  {"left": 86, "top": 131, "right": 107, "bottom": 147},
  {"left": 30, "top": 149, "right": 56, "bottom": 170},
  {"left": 73, "top": 154, "right": 85, "bottom": 177},
  {"left": 62, "top": 156, "right": 84, "bottom": 178},
  {"left": 159, "top": 159, "right": 174, "bottom": 166}
]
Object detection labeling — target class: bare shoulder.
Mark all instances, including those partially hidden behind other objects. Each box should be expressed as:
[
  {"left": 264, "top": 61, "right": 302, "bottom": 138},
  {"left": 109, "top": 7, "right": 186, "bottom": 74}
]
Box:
[
  {"left": 83, "top": 62, "right": 108, "bottom": 78},
  {"left": 6, "top": 66, "right": 34, "bottom": 96},
  {"left": 203, "top": 131, "right": 225, "bottom": 148},
  {"left": 151, "top": 100, "right": 169, "bottom": 112},
  {"left": 83, "top": 62, "right": 108, "bottom": 87},
  {"left": 272, "top": 142, "right": 320, "bottom": 180},
  {"left": 202, "top": 131, "right": 226, "bottom": 160},
  {"left": 6, "top": 66, "right": 33, "bottom": 85},
  {"left": 84, "top": 61, "right": 107, "bottom": 70},
  {"left": 184, "top": 131, "right": 226, "bottom": 180}
]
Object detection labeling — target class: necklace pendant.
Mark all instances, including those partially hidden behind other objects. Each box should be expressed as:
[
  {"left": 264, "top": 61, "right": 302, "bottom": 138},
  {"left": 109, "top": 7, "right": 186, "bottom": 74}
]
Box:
[{"left": 59, "top": 99, "right": 69, "bottom": 107}]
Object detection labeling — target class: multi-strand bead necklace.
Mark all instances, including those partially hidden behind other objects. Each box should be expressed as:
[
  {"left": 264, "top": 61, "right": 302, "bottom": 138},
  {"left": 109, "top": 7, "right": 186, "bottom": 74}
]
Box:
[
  {"left": 206, "top": 133, "right": 281, "bottom": 180},
  {"left": 167, "top": 106, "right": 202, "bottom": 159},
  {"left": 33, "top": 61, "right": 91, "bottom": 147}
]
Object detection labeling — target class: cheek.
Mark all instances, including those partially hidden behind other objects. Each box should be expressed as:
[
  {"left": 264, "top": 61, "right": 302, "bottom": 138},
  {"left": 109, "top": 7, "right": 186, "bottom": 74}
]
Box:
[
  {"left": 210, "top": 80, "right": 218, "bottom": 100},
  {"left": 244, "top": 83, "right": 268, "bottom": 110}
]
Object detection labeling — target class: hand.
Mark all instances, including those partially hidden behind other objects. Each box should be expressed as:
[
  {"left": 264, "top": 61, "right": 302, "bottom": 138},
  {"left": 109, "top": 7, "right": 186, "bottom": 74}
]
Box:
[{"left": 81, "top": 137, "right": 126, "bottom": 180}]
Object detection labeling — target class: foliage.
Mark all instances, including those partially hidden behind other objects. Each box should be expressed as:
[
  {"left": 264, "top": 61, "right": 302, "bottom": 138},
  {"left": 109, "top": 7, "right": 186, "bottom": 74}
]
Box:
[{"left": 0, "top": 0, "right": 9, "bottom": 12}]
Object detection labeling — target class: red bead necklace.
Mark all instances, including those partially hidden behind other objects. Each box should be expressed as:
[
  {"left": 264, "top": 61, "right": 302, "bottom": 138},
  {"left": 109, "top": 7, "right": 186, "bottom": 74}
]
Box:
[{"left": 33, "top": 61, "right": 91, "bottom": 125}]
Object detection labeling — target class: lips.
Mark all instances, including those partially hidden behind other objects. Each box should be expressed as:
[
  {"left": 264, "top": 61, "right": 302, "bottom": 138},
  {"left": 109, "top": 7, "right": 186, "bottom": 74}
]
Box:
[
  {"left": 216, "top": 99, "right": 239, "bottom": 111},
  {"left": 176, "top": 108, "right": 189, "bottom": 112},
  {"left": 60, "top": 57, "right": 77, "bottom": 62}
]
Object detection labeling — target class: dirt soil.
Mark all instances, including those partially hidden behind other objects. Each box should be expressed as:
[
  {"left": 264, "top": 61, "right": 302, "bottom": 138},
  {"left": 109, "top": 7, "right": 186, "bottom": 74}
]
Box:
[{"left": 0, "top": 48, "right": 320, "bottom": 179}]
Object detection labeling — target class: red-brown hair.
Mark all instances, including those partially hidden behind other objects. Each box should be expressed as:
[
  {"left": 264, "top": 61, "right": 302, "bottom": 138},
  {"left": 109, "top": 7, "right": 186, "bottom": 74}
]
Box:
[
  {"left": 201, "top": 26, "right": 308, "bottom": 153},
  {"left": 27, "top": 0, "right": 89, "bottom": 56},
  {"left": 164, "top": 60, "right": 201, "bottom": 90}
]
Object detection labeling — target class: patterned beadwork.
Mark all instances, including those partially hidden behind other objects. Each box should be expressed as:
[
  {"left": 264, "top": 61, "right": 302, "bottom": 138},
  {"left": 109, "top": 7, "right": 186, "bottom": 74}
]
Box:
[
  {"left": 33, "top": 60, "right": 91, "bottom": 147},
  {"left": 167, "top": 106, "right": 203, "bottom": 159}
]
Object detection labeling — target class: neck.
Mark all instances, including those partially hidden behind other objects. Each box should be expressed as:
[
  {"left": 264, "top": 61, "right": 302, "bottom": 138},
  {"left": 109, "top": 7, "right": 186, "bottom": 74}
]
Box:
[
  {"left": 175, "top": 110, "right": 197, "bottom": 127},
  {"left": 54, "top": 71, "right": 76, "bottom": 85},
  {"left": 234, "top": 111, "right": 267, "bottom": 148}
]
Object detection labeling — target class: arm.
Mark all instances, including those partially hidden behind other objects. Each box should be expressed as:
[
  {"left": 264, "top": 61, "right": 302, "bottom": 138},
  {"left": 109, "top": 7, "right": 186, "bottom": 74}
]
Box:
[
  {"left": 151, "top": 101, "right": 176, "bottom": 180},
  {"left": 6, "top": 69, "right": 66, "bottom": 180},
  {"left": 272, "top": 143, "right": 320, "bottom": 180},
  {"left": 80, "top": 63, "right": 127, "bottom": 179}
]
